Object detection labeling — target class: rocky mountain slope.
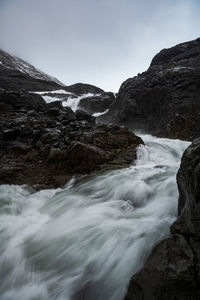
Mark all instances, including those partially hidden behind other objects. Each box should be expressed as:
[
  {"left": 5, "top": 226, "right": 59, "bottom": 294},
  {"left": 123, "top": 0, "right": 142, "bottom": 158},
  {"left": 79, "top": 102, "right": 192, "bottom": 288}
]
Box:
[
  {"left": 0, "top": 48, "right": 104, "bottom": 94},
  {"left": 125, "top": 139, "right": 200, "bottom": 299},
  {"left": 0, "top": 48, "right": 115, "bottom": 114},
  {"left": 99, "top": 38, "right": 200, "bottom": 141}
]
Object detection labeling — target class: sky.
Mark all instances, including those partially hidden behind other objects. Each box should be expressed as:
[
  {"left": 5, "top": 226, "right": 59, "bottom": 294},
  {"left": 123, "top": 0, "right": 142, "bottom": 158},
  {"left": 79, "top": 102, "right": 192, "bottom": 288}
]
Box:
[{"left": 0, "top": 0, "right": 200, "bottom": 92}]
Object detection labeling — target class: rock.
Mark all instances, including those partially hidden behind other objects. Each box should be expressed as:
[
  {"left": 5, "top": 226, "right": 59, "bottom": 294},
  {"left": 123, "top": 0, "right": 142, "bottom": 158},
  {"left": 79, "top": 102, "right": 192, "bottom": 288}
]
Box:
[
  {"left": 125, "top": 139, "right": 200, "bottom": 300},
  {"left": 46, "top": 101, "right": 63, "bottom": 109},
  {"left": 65, "top": 83, "right": 104, "bottom": 95},
  {"left": 63, "top": 106, "right": 77, "bottom": 121},
  {"left": 2, "top": 129, "right": 20, "bottom": 140},
  {"left": 172, "top": 138, "right": 200, "bottom": 238},
  {"left": 79, "top": 92, "right": 115, "bottom": 114},
  {"left": 0, "top": 90, "right": 143, "bottom": 189},
  {"left": 68, "top": 142, "right": 109, "bottom": 173},
  {"left": 0, "top": 90, "right": 46, "bottom": 111},
  {"left": 99, "top": 38, "right": 200, "bottom": 141},
  {"left": 75, "top": 109, "right": 95, "bottom": 123},
  {"left": 47, "top": 107, "right": 60, "bottom": 116},
  {"left": 125, "top": 234, "right": 199, "bottom": 300}
]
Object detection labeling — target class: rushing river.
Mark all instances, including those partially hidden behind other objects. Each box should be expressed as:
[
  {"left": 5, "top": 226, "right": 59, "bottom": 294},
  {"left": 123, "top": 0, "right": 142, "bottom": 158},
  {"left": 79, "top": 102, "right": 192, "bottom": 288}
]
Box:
[{"left": 0, "top": 135, "right": 189, "bottom": 300}]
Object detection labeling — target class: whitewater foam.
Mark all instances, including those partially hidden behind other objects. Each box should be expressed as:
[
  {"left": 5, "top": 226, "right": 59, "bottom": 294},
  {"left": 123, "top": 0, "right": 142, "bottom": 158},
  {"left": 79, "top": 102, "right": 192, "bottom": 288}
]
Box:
[{"left": 0, "top": 135, "right": 190, "bottom": 300}]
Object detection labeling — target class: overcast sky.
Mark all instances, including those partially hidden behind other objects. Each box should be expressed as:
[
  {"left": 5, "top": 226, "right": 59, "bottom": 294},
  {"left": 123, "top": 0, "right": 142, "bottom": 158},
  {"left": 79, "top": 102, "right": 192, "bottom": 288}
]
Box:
[{"left": 0, "top": 0, "right": 200, "bottom": 91}]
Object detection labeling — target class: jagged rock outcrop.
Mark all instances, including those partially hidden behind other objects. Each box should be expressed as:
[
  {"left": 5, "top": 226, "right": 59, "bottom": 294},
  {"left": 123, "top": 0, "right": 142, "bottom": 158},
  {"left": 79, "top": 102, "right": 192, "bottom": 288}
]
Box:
[
  {"left": 99, "top": 38, "right": 200, "bottom": 141},
  {"left": 78, "top": 92, "right": 115, "bottom": 114},
  {"left": 125, "top": 139, "right": 200, "bottom": 300},
  {"left": 0, "top": 90, "right": 143, "bottom": 190}
]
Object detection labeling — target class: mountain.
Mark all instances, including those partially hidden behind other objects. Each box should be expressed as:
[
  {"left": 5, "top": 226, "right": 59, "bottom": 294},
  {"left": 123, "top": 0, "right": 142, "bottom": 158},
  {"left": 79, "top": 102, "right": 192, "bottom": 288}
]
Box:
[
  {"left": 0, "top": 49, "right": 104, "bottom": 94},
  {"left": 98, "top": 37, "right": 200, "bottom": 141}
]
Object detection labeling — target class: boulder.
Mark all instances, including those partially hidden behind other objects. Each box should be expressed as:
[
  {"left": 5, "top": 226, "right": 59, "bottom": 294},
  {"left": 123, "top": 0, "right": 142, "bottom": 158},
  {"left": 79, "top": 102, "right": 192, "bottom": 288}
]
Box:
[
  {"left": 75, "top": 109, "right": 95, "bottom": 122},
  {"left": 79, "top": 92, "right": 115, "bottom": 114}
]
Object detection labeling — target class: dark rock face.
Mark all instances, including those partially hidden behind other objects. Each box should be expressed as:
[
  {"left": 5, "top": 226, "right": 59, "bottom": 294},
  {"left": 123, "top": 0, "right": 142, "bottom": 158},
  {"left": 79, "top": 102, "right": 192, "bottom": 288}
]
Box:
[
  {"left": 79, "top": 92, "right": 115, "bottom": 114},
  {"left": 0, "top": 90, "right": 143, "bottom": 190},
  {"left": 99, "top": 38, "right": 200, "bottom": 141},
  {"left": 172, "top": 138, "right": 200, "bottom": 238},
  {"left": 125, "top": 140, "right": 200, "bottom": 300}
]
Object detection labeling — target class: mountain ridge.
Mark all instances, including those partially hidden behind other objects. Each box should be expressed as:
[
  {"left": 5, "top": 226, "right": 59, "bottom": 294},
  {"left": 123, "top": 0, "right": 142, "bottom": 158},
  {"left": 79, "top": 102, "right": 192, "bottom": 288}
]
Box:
[{"left": 0, "top": 48, "right": 105, "bottom": 94}]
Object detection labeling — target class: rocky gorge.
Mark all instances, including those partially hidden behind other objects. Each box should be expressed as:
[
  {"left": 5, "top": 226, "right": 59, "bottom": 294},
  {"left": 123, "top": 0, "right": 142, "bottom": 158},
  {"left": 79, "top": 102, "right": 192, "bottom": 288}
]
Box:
[{"left": 0, "top": 38, "right": 200, "bottom": 300}]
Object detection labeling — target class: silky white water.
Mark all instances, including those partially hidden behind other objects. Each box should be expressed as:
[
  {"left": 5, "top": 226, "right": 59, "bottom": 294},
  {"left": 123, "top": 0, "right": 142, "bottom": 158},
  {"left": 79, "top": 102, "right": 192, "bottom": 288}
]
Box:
[{"left": 0, "top": 135, "right": 189, "bottom": 300}]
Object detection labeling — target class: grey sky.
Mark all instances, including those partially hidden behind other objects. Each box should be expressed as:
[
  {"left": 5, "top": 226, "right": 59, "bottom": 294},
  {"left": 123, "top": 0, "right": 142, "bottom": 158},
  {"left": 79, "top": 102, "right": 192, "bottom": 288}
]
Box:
[{"left": 0, "top": 0, "right": 200, "bottom": 91}]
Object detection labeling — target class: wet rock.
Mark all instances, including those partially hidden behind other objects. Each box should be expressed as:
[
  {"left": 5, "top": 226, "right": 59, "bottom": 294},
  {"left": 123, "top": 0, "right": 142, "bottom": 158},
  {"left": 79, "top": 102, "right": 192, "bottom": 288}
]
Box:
[
  {"left": 0, "top": 91, "right": 143, "bottom": 189},
  {"left": 47, "top": 107, "right": 60, "bottom": 116},
  {"left": 99, "top": 38, "right": 200, "bottom": 141},
  {"left": 63, "top": 106, "right": 77, "bottom": 121},
  {"left": 2, "top": 129, "right": 20, "bottom": 140},
  {"left": 79, "top": 92, "right": 115, "bottom": 114},
  {"left": 75, "top": 109, "right": 95, "bottom": 123},
  {"left": 125, "top": 235, "right": 199, "bottom": 300}
]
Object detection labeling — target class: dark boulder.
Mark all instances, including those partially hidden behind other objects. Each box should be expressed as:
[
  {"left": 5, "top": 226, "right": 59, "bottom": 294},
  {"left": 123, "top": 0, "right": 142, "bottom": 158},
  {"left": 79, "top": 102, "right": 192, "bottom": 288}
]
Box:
[
  {"left": 0, "top": 90, "right": 45, "bottom": 111},
  {"left": 99, "top": 38, "right": 200, "bottom": 141},
  {"left": 79, "top": 92, "right": 115, "bottom": 114},
  {"left": 125, "top": 139, "right": 200, "bottom": 300},
  {"left": 172, "top": 138, "right": 200, "bottom": 238},
  {"left": 75, "top": 109, "right": 95, "bottom": 123}
]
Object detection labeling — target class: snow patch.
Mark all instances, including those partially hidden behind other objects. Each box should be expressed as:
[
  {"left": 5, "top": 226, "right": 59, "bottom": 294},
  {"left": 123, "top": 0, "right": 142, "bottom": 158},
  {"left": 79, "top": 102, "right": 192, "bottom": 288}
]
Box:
[
  {"left": 35, "top": 90, "right": 73, "bottom": 95},
  {"left": 93, "top": 109, "right": 109, "bottom": 117},
  {"left": 42, "top": 96, "right": 61, "bottom": 104}
]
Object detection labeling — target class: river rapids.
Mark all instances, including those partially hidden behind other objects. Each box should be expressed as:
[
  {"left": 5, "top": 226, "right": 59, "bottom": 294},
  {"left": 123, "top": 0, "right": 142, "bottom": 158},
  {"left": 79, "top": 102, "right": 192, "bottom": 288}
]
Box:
[{"left": 0, "top": 135, "right": 190, "bottom": 300}]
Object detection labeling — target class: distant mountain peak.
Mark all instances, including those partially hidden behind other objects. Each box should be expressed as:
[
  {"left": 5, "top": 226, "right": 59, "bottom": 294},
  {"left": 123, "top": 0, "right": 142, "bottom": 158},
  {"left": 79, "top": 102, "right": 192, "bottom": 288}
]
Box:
[{"left": 0, "top": 49, "right": 63, "bottom": 85}]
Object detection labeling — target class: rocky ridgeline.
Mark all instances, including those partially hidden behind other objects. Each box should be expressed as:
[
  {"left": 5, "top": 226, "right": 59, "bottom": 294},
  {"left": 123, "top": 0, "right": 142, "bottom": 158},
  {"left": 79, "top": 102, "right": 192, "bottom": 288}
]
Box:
[
  {"left": 99, "top": 38, "right": 200, "bottom": 141},
  {"left": 125, "top": 139, "right": 200, "bottom": 300},
  {"left": 0, "top": 90, "right": 143, "bottom": 190}
]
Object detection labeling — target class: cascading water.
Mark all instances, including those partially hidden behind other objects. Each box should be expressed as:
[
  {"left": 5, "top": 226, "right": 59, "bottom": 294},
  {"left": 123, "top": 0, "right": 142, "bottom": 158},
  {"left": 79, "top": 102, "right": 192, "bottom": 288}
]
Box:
[{"left": 0, "top": 135, "right": 190, "bottom": 300}]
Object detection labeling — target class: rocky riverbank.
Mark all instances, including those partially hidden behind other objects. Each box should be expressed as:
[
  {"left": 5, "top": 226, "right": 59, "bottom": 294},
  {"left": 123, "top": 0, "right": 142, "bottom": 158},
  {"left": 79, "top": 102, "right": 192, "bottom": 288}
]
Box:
[{"left": 0, "top": 90, "right": 143, "bottom": 190}]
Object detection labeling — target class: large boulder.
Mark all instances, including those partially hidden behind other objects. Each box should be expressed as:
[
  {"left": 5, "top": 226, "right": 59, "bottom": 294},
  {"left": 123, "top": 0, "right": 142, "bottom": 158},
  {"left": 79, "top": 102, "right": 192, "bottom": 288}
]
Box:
[
  {"left": 99, "top": 38, "right": 200, "bottom": 141},
  {"left": 125, "top": 139, "right": 200, "bottom": 300},
  {"left": 79, "top": 92, "right": 115, "bottom": 114},
  {"left": 0, "top": 90, "right": 45, "bottom": 111}
]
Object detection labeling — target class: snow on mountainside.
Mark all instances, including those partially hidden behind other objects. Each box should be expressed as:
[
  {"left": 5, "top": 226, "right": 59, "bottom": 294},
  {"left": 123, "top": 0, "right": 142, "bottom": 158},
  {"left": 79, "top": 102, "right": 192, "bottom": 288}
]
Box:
[
  {"left": 0, "top": 49, "right": 63, "bottom": 85},
  {"left": 0, "top": 48, "right": 105, "bottom": 95}
]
